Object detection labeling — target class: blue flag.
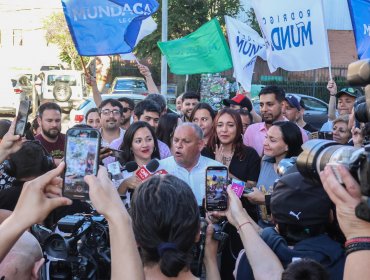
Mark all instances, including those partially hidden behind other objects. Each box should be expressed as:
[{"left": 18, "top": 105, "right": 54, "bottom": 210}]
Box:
[
  {"left": 347, "top": 0, "right": 370, "bottom": 59},
  {"left": 62, "top": 0, "right": 159, "bottom": 56}
]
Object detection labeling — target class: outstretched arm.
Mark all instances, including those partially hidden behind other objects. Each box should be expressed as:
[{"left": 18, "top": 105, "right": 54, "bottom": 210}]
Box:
[
  {"left": 327, "top": 80, "right": 337, "bottom": 121},
  {"left": 138, "top": 64, "right": 159, "bottom": 94},
  {"left": 0, "top": 163, "right": 72, "bottom": 262},
  {"left": 212, "top": 187, "right": 283, "bottom": 280},
  {"left": 86, "top": 73, "right": 103, "bottom": 107},
  {"left": 85, "top": 167, "right": 144, "bottom": 280}
]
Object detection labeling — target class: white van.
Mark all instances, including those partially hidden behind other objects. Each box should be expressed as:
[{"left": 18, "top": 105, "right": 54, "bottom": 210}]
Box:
[
  {"left": 0, "top": 75, "right": 21, "bottom": 115},
  {"left": 41, "top": 70, "right": 88, "bottom": 111}
]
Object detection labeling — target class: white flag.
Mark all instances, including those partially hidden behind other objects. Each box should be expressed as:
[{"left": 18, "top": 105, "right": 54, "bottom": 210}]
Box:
[
  {"left": 225, "top": 16, "right": 266, "bottom": 91},
  {"left": 120, "top": 17, "right": 157, "bottom": 62},
  {"left": 251, "top": 0, "right": 331, "bottom": 72}
]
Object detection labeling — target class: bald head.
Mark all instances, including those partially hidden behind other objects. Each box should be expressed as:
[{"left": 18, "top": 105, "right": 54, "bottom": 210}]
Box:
[
  {"left": 175, "top": 122, "right": 204, "bottom": 140},
  {"left": 0, "top": 231, "right": 43, "bottom": 280}
]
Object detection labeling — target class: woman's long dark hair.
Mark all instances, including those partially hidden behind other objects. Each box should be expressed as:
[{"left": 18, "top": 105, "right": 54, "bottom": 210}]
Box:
[
  {"left": 118, "top": 121, "right": 160, "bottom": 164},
  {"left": 207, "top": 108, "right": 247, "bottom": 160},
  {"left": 272, "top": 121, "right": 303, "bottom": 158},
  {"left": 131, "top": 175, "right": 200, "bottom": 277},
  {"left": 156, "top": 113, "right": 180, "bottom": 148},
  {"left": 189, "top": 102, "right": 216, "bottom": 122}
]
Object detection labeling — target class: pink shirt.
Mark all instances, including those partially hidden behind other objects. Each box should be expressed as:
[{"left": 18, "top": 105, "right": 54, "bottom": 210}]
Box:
[{"left": 243, "top": 122, "right": 308, "bottom": 157}]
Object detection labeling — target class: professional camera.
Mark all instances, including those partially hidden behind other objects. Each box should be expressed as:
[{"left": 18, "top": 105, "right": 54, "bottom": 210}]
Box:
[
  {"left": 296, "top": 59, "right": 370, "bottom": 221},
  {"left": 32, "top": 214, "right": 111, "bottom": 280},
  {"left": 191, "top": 218, "right": 229, "bottom": 277}
]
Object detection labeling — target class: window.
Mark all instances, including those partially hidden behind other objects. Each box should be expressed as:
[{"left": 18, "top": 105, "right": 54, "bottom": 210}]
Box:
[{"left": 302, "top": 97, "right": 327, "bottom": 112}]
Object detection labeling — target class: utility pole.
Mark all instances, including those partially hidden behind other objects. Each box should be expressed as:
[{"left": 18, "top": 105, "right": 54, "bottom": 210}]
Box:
[{"left": 160, "top": 0, "right": 168, "bottom": 95}]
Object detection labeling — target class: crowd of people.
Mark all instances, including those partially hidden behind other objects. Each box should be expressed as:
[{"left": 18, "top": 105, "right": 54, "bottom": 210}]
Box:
[{"left": 0, "top": 64, "right": 369, "bottom": 280}]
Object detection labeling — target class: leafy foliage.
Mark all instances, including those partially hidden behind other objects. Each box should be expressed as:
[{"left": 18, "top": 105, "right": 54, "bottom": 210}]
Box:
[
  {"left": 43, "top": 13, "right": 88, "bottom": 70},
  {"left": 135, "top": 0, "right": 241, "bottom": 78}
]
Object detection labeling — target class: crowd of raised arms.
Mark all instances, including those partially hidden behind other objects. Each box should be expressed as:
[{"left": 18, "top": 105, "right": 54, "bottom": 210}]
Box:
[{"left": 0, "top": 64, "right": 369, "bottom": 280}]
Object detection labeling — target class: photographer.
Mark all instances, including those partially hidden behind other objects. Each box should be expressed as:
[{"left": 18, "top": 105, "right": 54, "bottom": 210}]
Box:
[{"left": 320, "top": 165, "right": 370, "bottom": 279}]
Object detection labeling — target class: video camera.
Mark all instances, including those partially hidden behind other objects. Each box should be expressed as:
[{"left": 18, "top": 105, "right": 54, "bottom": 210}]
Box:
[
  {"left": 32, "top": 213, "right": 111, "bottom": 280},
  {"left": 296, "top": 59, "right": 370, "bottom": 221}
]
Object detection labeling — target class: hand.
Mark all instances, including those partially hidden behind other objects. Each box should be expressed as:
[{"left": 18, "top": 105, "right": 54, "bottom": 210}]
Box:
[
  {"left": 351, "top": 126, "right": 363, "bottom": 147},
  {"left": 99, "top": 147, "right": 112, "bottom": 162},
  {"left": 0, "top": 119, "right": 23, "bottom": 159},
  {"left": 244, "top": 187, "right": 265, "bottom": 205},
  {"left": 326, "top": 80, "right": 337, "bottom": 96},
  {"left": 210, "top": 186, "right": 250, "bottom": 228},
  {"left": 11, "top": 162, "right": 72, "bottom": 227},
  {"left": 138, "top": 64, "right": 152, "bottom": 78},
  {"left": 85, "top": 166, "right": 126, "bottom": 220},
  {"left": 85, "top": 73, "right": 98, "bottom": 87},
  {"left": 320, "top": 165, "right": 370, "bottom": 239},
  {"left": 204, "top": 224, "right": 219, "bottom": 262},
  {"left": 122, "top": 175, "right": 142, "bottom": 190},
  {"left": 214, "top": 144, "right": 224, "bottom": 163}
]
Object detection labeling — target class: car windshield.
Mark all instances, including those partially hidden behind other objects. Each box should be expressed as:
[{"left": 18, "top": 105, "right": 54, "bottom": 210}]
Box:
[
  {"left": 47, "top": 75, "right": 77, "bottom": 86},
  {"left": 114, "top": 80, "right": 147, "bottom": 90}
]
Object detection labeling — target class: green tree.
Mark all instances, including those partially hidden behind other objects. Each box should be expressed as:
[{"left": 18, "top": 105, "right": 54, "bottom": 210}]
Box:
[
  {"left": 246, "top": 8, "right": 261, "bottom": 35},
  {"left": 135, "top": 0, "right": 241, "bottom": 83},
  {"left": 43, "top": 13, "right": 88, "bottom": 70}
]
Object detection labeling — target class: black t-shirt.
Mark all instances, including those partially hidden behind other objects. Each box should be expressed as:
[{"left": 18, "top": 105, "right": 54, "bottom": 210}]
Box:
[
  {"left": 303, "top": 123, "right": 318, "bottom": 133},
  {"left": 202, "top": 145, "right": 261, "bottom": 182}
]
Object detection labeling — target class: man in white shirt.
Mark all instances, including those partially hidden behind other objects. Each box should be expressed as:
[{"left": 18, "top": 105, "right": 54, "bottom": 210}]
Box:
[
  {"left": 159, "top": 123, "right": 223, "bottom": 205},
  {"left": 98, "top": 99, "right": 125, "bottom": 167}
]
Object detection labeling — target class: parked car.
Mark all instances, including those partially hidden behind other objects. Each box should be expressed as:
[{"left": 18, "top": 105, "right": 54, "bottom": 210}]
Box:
[
  {"left": 252, "top": 93, "right": 329, "bottom": 129},
  {"left": 110, "top": 77, "right": 148, "bottom": 95},
  {"left": 41, "top": 70, "right": 88, "bottom": 112},
  {"left": 0, "top": 76, "right": 21, "bottom": 115}
]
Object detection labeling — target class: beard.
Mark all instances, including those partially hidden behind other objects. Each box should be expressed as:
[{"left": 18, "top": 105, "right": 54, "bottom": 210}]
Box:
[{"left": 42, "top": 127, "right": 60, "bottom": 139}]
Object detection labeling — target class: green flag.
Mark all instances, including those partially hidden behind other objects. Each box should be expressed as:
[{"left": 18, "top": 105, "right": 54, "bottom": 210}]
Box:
[{"left": 157, "top": 18, "right": 232, "bottom": 75}]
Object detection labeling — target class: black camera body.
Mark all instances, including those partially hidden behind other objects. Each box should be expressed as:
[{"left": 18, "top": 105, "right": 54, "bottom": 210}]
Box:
[
  {"left": 33, "top": 214, "right": 111, "bottom": 280},
  {"left": 296, "top": 59, "right": 370, "bottom": 221}
]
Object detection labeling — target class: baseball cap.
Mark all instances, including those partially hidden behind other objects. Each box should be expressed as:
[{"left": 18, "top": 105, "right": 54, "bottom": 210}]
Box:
[
  {"left": 270, "top": 172, "right": 331, "bottom": 227},
  {"left": 284, "top": 95, "right": 301, "bottom": 111},
  {"left": 336, "top": 87, "right": 362, "bottom": 98},
  {"left": 223, "top": 94, "right": 253, "bottom": 112}
]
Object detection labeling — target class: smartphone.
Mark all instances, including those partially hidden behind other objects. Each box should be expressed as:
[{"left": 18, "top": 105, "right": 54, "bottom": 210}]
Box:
[
  {"left": 15, "top": 100, "right": 31, "bottom": 136},
  {"left": 205, "top": 166, "right": 228, "bottom": 211},
  {"left": 63, "top": 128, "right": 101, "bottom": 200}
]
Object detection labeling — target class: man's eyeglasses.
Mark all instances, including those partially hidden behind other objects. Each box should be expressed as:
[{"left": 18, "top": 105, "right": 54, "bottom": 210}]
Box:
[
  {"left": 100, "top": 109, "right": 121, "bottom": 116},
  {"left": 122, "top": 107, "right": 132, "bottom": 113}
]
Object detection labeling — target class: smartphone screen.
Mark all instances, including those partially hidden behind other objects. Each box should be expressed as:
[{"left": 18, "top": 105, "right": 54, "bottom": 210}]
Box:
[
  {"left": 15, "top": 100, "right": 30, "bottom": 136},
  {"left": 205, "top": 166, "right": 228, "bottom": 211},
  {"left": 63, "top": 128, "right": 101, "bottom": 200}
]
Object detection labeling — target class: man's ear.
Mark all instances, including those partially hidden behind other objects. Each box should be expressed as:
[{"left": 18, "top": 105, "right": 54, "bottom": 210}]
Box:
[
  {"left": 133, "top": 115, "right": 139, "bottom": 122},
  {"left": 198, "top": 139, "right": 205, "bottom": 151},
  {"left": 37, "top": 116, "right": 41, "bottom": 127},
  {"left": 31, "top": 257, "right": 45, "bottom": 280}
]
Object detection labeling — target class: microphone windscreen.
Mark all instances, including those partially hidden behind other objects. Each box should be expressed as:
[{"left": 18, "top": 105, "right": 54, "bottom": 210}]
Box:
[
  {"left": 146, "top": 159, "right": 159, "bottom": 173},
  {"left": 125, "top": 161, "right": 138, "bottom": 172}
]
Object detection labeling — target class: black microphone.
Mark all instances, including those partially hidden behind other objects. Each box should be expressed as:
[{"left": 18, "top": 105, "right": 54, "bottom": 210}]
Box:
[
  {"left": 145, "top": 158, "right": 160, "bottom": 173},
  {"left": 122, "top": 161, "right": 138, "bottom": 172}
]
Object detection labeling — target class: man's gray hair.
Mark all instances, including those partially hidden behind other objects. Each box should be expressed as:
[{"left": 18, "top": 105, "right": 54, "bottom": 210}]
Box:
[{"left": 177, "top": 122, "right": 204, "bottom": 140}]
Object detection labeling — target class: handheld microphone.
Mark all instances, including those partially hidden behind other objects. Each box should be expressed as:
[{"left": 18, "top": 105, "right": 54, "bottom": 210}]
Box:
[
  {"left": 135, "top": 159, "right": 160, "bottom": 181},
  {"left": 122, "top": 161, "right": 138, "bottom": 172}
]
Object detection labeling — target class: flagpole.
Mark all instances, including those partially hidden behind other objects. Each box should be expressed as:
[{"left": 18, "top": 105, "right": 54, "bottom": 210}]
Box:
[{"left": 161, "top": 0, "right": 168, "bottom": 95}]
